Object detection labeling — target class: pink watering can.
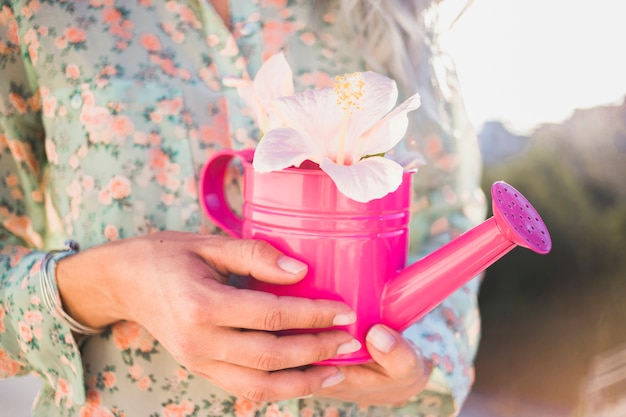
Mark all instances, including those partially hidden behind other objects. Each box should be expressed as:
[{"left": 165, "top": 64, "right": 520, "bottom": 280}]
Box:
[{"left": 199, "top": 149, "right": 552, "bottom": 364}]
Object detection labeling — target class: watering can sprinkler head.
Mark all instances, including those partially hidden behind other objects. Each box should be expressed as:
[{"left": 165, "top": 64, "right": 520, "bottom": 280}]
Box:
[
  {"left": 490, "top": 181, "right": 551, "bottom": 254},
  {"left": 381, "top": 181, "right": 552, "bottom": 331}
]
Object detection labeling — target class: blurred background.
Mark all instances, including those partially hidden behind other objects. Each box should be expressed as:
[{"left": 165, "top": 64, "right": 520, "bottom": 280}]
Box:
[
  {"left": 1, "top": 0, "right": 625, "bottom": 416},
  {"left": 441, "top": 0, "right": 626, "bottom": 416}
]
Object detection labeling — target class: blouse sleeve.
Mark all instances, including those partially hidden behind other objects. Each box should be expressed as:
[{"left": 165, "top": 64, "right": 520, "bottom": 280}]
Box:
[{"left": 0, "top": 4, "right": 86, "bottom": 406}]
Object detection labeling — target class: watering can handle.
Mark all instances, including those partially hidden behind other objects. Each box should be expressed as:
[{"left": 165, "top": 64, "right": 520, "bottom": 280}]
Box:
[{"left": 198, "top": 148, "right": 254, "bottom": 238}]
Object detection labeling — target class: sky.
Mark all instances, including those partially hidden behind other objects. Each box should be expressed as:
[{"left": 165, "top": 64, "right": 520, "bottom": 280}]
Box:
[{"left": 440, "top": 0, "right": 626, "bottom": 135}]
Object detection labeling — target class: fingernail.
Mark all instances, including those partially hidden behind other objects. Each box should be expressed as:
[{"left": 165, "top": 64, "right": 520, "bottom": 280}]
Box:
[
  {"left": 367, "top": 325, "right": 396, "bottom": 353},
  {"left": 277, "top": 256, "right": 307, "bottom": 274},
  {"left": 321, "top": 371, "right": 345, "bottom": 389},
  {"left": 332, "top": 311, "right": 356, "bottom": 326},
  {"left": 336, "top": 339, "right": 362, "bottom": 355}
]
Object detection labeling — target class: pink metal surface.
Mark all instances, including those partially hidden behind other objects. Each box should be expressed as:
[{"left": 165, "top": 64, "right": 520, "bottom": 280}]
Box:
[{"left": 199, "top": 149, "right": 552, "bottom": 364}]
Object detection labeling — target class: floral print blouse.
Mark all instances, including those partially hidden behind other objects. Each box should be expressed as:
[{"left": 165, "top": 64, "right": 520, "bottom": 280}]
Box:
[{"left": 0, "top": 1, "right": 486, "bottom": 416}]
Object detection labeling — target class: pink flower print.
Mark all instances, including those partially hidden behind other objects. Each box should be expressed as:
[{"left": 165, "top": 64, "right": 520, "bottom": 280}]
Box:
[
  {"left": 112, "top": 321, "right": 142, "bottom": 351},
  {"left": 262, "top": 21, "right": 293, "bottom": 59},
  {"left": 10, "top": 187, "right": 23, "bottom": 200},
  {"left": 234, "top": 398, "right": 258, "bottom": 417},
  {"left": 100, "top": 65, "right": 117, "bottom": 77},
  {"left": 110, "top": 115, "right": 134, "bottom": 139},
  {"left": 81, "top": 106, "right": 111, "bottom": 138},
  {"left": 140, "top": 33, "right": 162, "bottom": 51},
  {"left": 0, "top": 349, "right": 22, "bottom": 377},
  {"left": 98, "top": 189, "right": 112, "bottom": 206},
  {"left": 102, "top": 7, "right": 122, "bottom": 24},
  {"left": 80, "top": 90, "right": 95, "bottom": 108},
  {"left": 175, "top": 367, "right": 188, "bottom": 382},
  {"left": 79, "top": 389, "right": 114, "bottom": 417},
  {"left": 27, "top": 89, "right": 41, "bottom": 112},
  {"left": 163, "top": 401, "right": 195, "bottom": 417},
  {"left": 323, "top": 408, "right": 339, "bottom": 417},
  {"left": 4, "top": 173, "right": 18, "bottom": 187},
  {"left": 65, "top": 64, "right": 80, "bottom": 80},
  {"left": 172, "top": 31, "right": 185, "bottom": 44},
  {"left": 128, "top": 364, "right": 143, "bottom": 380},
  {"left": 161, "top": 193, "right": 174, "bottom": 205},
  {"left": 138, "top": 336, "right": 155, "bottom": 353},
  {"left": 42, "top": 96, "right": 57, "bottom": 118},
  {"left": 160, "top": 57, "right": 178, "bottom": 77},
  {"left": 183, "top": 176, "right": 197, "bottom": 198},
  {"left": 7, "top": 17, "right": 19, "bottom": 44},
  {"left": 165, "top": 0, "right": 178, "bottom": 12},
  {"left": 137, "top": 375, "right": 151, "bottom": 390},
  {"left": 157, "top": 97, "right": 183, "bottom": 115},
  {"left": 441, "top": 355, "right": 455, "bottom": 374},
  {"left": 264, "top": 404, "right": 282, "bottom": 417},
  {"left": 103, "top": 371, "right": 116, "bottom": 388},
  {"left": 219, "top": 36, "right": 239, "bottom": 57},
  {"left": 64, "top": 27, "right": 86, "bottom": 44},
  {"left": 300, "top": 409, "right": 314, "bottom": 417},
  {"left": 299, "top": 71, "right": 333, "bottom": 89},
  {"left": 149, "top": 148, "right": 169, "bottom": 170},
  {"left": 178, "top": 5, "right": 201, "bottom": 29},
  {"left": 206, "top": 33, "right": 219, "bottom": 47},
  {"left": 54, "top": 36, "right": 68, "bottom": 50},
  {"left": 24, "top": 310, "right": 42, "bottom": 326},
  {"left": 107, "top": 175, "right": 131, "bottom": 200},
  {"left": 45, "top": 138, "right": 58, "bottom": 164},
  {"left": 0, "top": 305, "right": 5, "bottom": 333},
  {"left": 18, "top": 321, "right": 32, "bottom": 343},
  {"left": 8, "top": 92, "right": 27, "bottom": 114},
  {"left": 82, "top": 176, "right": 95, "bottom": 190},
  {"left": 299, "top": 31, "right": 316, "bottom": 46},
  {"left": 32, "top": 327, "right": 43, "bottom": 340},
  {"left": 103, "top": 224, "right": 119, "bottom": 241}
]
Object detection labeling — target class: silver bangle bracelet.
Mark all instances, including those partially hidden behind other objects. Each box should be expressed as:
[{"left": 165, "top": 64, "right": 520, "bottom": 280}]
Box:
[{"left": 39, "top": 239, "right": 105, "bottom": 335}]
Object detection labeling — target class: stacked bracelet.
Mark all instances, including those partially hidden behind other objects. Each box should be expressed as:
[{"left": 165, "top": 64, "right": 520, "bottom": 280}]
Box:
[{"left": 40, "top": 239, "right": 105, "bottom": 335}]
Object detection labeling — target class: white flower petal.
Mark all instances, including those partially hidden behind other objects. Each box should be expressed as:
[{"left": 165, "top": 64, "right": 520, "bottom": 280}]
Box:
[
  {"left": 253, "top": 52, "right": 294, "bottom": 104},
  {"left": 319, "top": 156, "right": 404, "bottom": 203},
  {"left": 253, "top": 127, "right": 320, "bottom": 172},
  {"left": 269, "top": 89, "right": 343, "bottom": 155},
  {"left": 358, "top": 93, "right": 421, "bottom": 156}
]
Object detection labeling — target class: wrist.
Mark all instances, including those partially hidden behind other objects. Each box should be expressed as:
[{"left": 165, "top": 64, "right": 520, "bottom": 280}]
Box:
[{"left": 56, "top": 241, "right": 126, "bottom": 331}]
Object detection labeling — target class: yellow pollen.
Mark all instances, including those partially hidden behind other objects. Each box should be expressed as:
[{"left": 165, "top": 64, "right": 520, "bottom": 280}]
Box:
[{"left": 334, "top": 72, "right": 365, "bottom": 113}]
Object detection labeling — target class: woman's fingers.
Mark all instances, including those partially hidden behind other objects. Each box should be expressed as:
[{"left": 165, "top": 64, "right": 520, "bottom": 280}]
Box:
[
  {"left": 202, "top": 281, "right": 356, "bottom": 331},
  {"left": 365, "top": 324, "right": 431, "bottom": 381},
  {"left": 195, "top": 362, "right": 345, "bottom": 403},
  {"left": 197, "top": 237, "right": 310, "bottom": 284},
  {"left": 185, "top": 327, "right": 361, "bottom": 372}
]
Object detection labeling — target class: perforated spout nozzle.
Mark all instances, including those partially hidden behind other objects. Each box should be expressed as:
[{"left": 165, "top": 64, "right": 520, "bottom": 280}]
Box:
[
  {"left": 381, "top": 181, "right": 552, "bottom": 331},
  {"left": 491, "top": 181, "right": 551, "bottom": 254}
]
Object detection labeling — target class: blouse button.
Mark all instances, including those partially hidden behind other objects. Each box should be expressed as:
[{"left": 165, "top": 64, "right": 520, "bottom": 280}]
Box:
[
  {"left": 70, "top": 93, "right": 83, "bottom": 109},
  {"left": 239, "top": 21, "right": 260, "bottom": 37}
]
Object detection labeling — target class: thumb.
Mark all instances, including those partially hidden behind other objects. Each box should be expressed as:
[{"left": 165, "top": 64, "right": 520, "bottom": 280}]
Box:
[
  {"left": 202, "top": 237, "right": 308, "bottom": 284},
  {"left": 366, "top": 324, "right": 431, "bottom": 381}
]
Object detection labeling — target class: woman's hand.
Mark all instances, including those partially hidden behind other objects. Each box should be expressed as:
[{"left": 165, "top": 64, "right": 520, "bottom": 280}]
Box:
[
  {"left": 316, "top": 324, "right": 433, "bottom": 408},
  {"left": 56, "top": 231, "right": 360, "bottom": 402}
]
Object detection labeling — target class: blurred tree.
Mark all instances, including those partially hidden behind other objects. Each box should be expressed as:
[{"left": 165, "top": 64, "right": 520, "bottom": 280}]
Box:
[{"left": 473, "top": 98, "right": 626, "bottom": 407}]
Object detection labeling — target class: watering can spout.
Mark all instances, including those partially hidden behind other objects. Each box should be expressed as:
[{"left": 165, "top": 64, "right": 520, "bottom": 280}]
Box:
[{"left": 381, "top": 181, "right": 552, "bottom": 331}]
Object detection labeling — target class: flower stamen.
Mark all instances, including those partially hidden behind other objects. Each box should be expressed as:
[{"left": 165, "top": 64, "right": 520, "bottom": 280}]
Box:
[{"left": 334, "top": 73, "right": 365, "bottom": 165}]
